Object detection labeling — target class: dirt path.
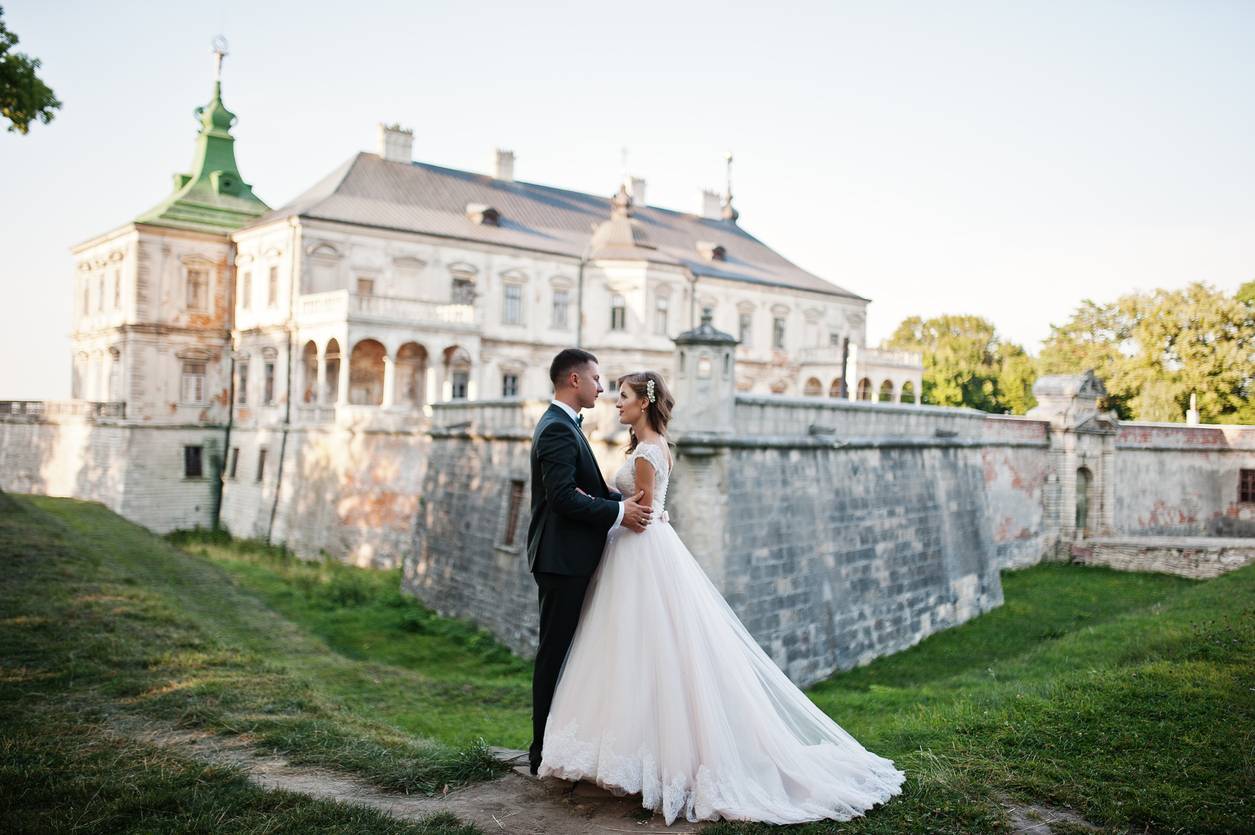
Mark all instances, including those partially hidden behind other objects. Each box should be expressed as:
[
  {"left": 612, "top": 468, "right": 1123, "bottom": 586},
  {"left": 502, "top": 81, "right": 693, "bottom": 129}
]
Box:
[
  {"left": 118, "top": 721, "right": 708, "bottom": 834},
  {"left": 115, "top": 720, "right": 1100, "bottom": 834}
]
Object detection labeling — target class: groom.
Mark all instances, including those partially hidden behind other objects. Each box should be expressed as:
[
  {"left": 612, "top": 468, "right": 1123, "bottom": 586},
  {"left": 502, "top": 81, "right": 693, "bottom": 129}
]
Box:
[{"left": 525, "top": 348, "right": 653, "bottom": 775}]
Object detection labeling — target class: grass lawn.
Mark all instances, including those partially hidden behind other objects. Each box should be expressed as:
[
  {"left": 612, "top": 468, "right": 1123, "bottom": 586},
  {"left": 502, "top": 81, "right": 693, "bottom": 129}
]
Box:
[{"left": 3, "top": 492, "right": 1252, "bottom": 833}]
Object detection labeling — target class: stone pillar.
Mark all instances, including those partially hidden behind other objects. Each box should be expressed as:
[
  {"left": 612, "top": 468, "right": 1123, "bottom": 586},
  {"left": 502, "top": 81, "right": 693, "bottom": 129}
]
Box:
[
  {"left": 337, "top": 353, "right": 350, "bottom": 406},
  {"left": 382, "top": 355, "right": 396, "bottom": 408},
  {"left": 670, "top": 308, "right": 740, "bottom": 591},
  {"left": 1027, "top": 370, "right": 1120, "bottom": 559},
  {"left": 316, "top": 352, "right": 327, "bottom": 405},
  {"left": 671, "top": 307, "right": 738, "bottom": 435}
]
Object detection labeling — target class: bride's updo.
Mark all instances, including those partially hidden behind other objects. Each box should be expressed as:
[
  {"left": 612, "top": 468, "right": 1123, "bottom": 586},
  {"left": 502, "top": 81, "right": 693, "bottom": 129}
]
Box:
[{"left": 617, "top": 370, "right": 674, "bottom": 455}]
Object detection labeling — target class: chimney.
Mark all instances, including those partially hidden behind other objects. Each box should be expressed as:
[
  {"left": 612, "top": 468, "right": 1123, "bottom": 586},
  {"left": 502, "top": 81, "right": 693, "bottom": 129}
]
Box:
[
  {"left": 701, "top": 189, "right": 722, "bottom": 220},
  {"left": 494, "top": 149, "right": 515, "bottom": 182},
  {"left": 378, "top": 123, "right": 413, "bottom": 163},
  {"left": 629, "top": 176, "right": 647, "bottom": 206}
]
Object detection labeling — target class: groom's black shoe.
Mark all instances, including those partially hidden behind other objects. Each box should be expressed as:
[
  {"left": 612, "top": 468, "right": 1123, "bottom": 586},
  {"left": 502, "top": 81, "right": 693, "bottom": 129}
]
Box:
[{"left": 529, "top": 755, "right": 541, "bottom": 776}]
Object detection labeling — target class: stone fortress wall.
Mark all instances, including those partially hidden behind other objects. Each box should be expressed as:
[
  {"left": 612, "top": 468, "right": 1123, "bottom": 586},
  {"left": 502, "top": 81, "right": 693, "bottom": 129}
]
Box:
[{"left": 399, "top": 320, "right": 1255, "bottom": 686}]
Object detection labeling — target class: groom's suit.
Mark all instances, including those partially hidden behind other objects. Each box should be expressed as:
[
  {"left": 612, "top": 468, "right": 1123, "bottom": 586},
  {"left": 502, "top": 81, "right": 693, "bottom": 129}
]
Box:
[{"left": 526, "top": 401, "right": 623, "bottom": 769}]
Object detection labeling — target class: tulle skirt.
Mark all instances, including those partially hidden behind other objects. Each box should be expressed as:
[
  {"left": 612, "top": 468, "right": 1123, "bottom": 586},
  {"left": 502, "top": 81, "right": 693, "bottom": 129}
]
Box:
[{"left": 537, "top": 517, "right": 907, "bottom": 825}]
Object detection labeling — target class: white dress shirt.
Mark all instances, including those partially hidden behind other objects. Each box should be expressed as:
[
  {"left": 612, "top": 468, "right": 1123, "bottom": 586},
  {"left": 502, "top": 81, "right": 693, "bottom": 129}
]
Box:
[{"left": 550, "top": 398, "right": 625, "bottom": 531}]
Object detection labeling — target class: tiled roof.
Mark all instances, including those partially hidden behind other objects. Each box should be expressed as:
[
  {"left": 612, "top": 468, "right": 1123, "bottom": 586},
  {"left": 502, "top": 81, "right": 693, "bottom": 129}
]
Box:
[{"left": 247, "top": 152, "right": 866, "bottom": 300}]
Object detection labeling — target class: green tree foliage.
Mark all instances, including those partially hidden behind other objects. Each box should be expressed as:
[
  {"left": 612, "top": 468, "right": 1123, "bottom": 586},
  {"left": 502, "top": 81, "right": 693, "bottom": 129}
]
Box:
[
  {"left": 885, "top": 314, "right": 1038, "bottom": 414},
  {"left": 1040, "top": 281, "right": 1254, "bottom": 423},
  {"left": 0, "top": 6, "right": 60, "bottom": 134}
]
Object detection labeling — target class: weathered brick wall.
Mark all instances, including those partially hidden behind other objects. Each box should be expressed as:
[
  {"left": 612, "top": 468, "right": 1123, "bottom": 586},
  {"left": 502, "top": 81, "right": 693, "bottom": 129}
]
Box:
[
  {"left": 1071, "top": 536, "right": 1255, "bottom": 579},
  {"left": 702, "top": 441, "right": 1004, "bottom": 685},
  {"left": 1114, "top": 423, "right": 1255, "bottom": 537},
  {"left": 403, "top": 399, "right": 1023, "bottom": 686},
  {"left": 0, "top": 416, "right": 220, "bottom": 532},
  {"left": 220, "top": 424, "right": 430, "bottom": 567}
]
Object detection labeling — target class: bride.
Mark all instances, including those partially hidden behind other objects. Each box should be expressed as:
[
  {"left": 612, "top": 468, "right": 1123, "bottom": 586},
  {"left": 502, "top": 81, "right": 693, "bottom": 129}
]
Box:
[{"left": 537, "top": 370, "right": 907, "bottom": 826}]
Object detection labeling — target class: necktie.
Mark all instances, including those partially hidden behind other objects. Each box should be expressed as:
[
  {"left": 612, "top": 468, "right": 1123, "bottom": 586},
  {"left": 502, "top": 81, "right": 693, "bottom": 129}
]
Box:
[{"left": 576, "top": 413, "right": 584, "bottom": 425}]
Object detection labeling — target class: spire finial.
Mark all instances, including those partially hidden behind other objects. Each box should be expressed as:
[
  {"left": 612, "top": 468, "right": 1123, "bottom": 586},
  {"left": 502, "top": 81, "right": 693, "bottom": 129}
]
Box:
[
  {"left": 212, "top": 35, "right": 229, "bottom": 82},
  {"left": 721, "top": 150, "right": 739, "bottom": 223}
]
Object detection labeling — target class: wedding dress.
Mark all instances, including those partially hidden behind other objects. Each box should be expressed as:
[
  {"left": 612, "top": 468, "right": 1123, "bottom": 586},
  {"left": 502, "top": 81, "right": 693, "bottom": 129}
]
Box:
[{"left": 538, "top": 439, "right": 907, "bottom": 825}]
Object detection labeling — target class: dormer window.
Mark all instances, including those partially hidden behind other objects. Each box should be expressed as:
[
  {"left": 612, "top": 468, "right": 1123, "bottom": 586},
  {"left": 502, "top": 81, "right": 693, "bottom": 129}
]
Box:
[
  {"left": 466, "top": 203, "right": 500, "bottom": 226},
  {"left": 696, "top": 241, "right": 726, "bottom": 262}
]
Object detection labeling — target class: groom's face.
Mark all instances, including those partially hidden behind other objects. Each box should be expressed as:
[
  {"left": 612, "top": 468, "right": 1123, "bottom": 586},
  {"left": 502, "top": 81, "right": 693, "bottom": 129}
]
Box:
[{"left": 573, "top": 361, "right": 604, "bottom": 409}]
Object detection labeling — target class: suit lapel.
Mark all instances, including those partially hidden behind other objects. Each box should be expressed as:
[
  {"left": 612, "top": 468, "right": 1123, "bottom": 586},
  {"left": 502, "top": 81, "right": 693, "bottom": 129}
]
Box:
[{"left": 542, "top": 403, "right": 610, "bottom": 496}]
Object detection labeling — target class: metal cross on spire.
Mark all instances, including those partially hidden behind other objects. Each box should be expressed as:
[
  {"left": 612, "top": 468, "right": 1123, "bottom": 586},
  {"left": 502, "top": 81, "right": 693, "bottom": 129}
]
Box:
[{"left": 212, "top": 35, "right": 229, "bottom": 81}]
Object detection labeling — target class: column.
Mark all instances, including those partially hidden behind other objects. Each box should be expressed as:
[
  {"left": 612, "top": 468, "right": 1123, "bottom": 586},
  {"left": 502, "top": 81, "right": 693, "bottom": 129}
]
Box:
[
  {"left": 381, "top": 355, "right": 396, "bottom": 408},
  {"left": 316, "top": 352, "right": 327, "bottom": 406},
  {"left": 337, "top": 353, "right": 350, "bottom": 406}
]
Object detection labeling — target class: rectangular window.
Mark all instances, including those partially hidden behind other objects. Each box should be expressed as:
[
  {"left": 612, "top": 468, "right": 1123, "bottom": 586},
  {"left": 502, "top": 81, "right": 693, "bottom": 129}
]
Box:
[
  {"left": 228, "top": 447, "right": 240, "bottom": 479},
  {"left": 237, "top": 361, "right": 249, "bottom": 405},
  {"left": 503, "top": 284, "right": 523, "bottom": 325},
  {"left": 240, "top": 271, "right": 252, "bottom": 309},
  {"left": 113, "top": 269, "right": 121, "bottom": 309},
  {"left": 97, "top": 275, "right": 105, "bottom": 312},
  {"left": 1241, "top": 469, "right": 1255, "bottom": 503},
  {"left": 82, "top": 280, "right": 89, "bottom": 316},
  {"left": 181, "top": 362, "right": 206, "bottom": 403},
  {"left": 183, "top": 445, "right": 204, "bottom": 478},
  {"left": 502, "top": 372, "right": 519, "bottom": 397},
  {"left": 739, "top": 312, "right": 752, "bottom": 345},
  {"left": 552, "top": 289, "right": 569, "bottom": 329},
  {"left": 356, "top": 276, "right": 374, "bottom": 296},
  {"left": 451, "top": 370, "right": 469, "bottom": 400},
  {"left": 267, "top": 266, "right": 279, "bottom": 306},
  {"left": 187, "top": 268, "right": 208, "bottom": 311},
  {"left": 452, "top": 277, "right": 475, "bottom": 304},
  {"left": 502, "top": 479, "right": 525, "bottom": 547},
  {"left": 256, "top": 448, "right": 267, "bottom": 483},
  {"left": 263, "top": 361, "right": 276, "bottom": 405},
  {"left": 610, "top": 294, "right": 626, "bottom": 331},
  {"left": 654, "top": 296, "right": 669, "bottom": 335},
  {"left": 772, "top": 316, "right": 786, "bottom": 350}
]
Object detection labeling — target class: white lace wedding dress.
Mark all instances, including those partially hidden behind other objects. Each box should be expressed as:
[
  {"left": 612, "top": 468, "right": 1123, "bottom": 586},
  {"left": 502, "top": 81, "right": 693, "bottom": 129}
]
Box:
[{"left": 538, "top": 439, "right": 907, "bottom": 825}]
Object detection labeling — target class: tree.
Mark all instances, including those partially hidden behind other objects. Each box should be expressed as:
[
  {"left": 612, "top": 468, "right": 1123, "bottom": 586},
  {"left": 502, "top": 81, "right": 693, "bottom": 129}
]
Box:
[
  {"left": 885, "top": 314, "right": 1037, "bottom": 414},
  {"left": 1040, "top": 281, "right": 1254, "bottom": 423},
  {"left": 0, "top": 6, "right": 60, "bottom": 134}
]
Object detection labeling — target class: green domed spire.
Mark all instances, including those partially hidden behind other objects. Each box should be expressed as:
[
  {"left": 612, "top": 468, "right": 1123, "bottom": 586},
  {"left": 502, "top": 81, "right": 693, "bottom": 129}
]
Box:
[{"left": 137, "top": 37, "right": 268, "bottom": 234}]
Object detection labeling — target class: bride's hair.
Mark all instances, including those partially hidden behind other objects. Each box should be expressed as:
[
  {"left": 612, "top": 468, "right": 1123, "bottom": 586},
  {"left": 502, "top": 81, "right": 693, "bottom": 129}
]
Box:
[{"left": 617, "top": 371, "right": 675, "bottom": 455}]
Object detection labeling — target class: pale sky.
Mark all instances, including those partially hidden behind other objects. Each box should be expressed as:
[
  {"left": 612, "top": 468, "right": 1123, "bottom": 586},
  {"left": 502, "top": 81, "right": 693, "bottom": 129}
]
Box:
[{"left": 2, "top": 1, "right": 1253, "bottom": 400}]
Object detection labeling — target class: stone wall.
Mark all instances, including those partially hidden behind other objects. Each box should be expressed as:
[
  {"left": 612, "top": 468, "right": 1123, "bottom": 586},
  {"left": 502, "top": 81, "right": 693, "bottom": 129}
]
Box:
[
  {"left": 0, "top": 413, "right": 222, "bottom": 533},
  {"left": 1113, "top": 422, "right": 1255, "bottom": 537},
  {"left": 403, "top": 396, "right": 1021, "bottom": 686},
  {"left": 1071, "top": 536, "right": 1255, "bottom": 579}
]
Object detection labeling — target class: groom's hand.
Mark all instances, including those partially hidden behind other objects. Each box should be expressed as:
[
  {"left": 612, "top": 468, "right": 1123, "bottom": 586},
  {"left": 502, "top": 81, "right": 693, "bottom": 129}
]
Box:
[{"left": 622, "top": 490, "right": 652, "bottom": 533}]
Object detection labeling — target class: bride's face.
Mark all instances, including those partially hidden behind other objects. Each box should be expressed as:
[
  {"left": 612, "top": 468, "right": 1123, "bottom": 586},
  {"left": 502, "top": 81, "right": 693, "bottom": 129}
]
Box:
[{"left": 615, "top": 383, "right": 646, "bottom": 426}]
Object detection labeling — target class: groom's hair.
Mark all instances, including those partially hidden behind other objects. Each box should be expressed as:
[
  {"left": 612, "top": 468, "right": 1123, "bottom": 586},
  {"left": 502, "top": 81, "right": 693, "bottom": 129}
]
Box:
[{"left": 550, "top": 348, "right": 599, "bottom": 386}]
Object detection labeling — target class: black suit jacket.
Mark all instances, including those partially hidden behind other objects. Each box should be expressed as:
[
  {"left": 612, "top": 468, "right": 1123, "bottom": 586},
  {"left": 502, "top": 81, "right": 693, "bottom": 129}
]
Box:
[{"left": 526, "top": 403, "right": 623, "bottom": 576}]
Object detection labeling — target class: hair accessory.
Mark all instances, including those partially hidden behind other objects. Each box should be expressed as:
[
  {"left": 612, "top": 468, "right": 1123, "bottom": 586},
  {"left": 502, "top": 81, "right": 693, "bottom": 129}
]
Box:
[{"left": 646, "top": 378, "right": 656, "bottom": 403}]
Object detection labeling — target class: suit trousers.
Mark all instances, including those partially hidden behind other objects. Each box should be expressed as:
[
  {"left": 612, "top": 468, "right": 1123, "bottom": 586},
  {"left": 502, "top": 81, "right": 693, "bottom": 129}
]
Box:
[{"left": 529, "top": 570, "right": 593, "bottom": 763}]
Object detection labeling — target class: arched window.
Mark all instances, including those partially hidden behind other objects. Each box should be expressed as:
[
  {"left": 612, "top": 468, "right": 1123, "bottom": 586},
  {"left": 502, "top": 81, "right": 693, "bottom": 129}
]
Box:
[
  {"left": 900, "top": 381, "right": 916, "bottom": 404},
  {"left": 349, "top": 339, "right": 387, "bottom": 405},
  {"left": 301, "top": 341, "right": 318, "bottom": 403},
  {"left": 828, "top": 378, "right": 842, "bottom": 398},
  {"left": 396, "top": 342, "right": 428, "bottom": 407},
  {"left": 878, "top": 380, "right": 895, "bottom": 402},
  {"left": 803, "top": 377, "right": 823, "bottom": 396},
  {"left": 857, "top": 378, "right": 872, "bottom": 400}
]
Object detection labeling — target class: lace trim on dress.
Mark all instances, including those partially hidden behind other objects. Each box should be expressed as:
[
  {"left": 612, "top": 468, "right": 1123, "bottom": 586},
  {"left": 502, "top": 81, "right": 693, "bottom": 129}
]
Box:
[{"left": 541, "top": 717, "right": 906, "bottom": 826}]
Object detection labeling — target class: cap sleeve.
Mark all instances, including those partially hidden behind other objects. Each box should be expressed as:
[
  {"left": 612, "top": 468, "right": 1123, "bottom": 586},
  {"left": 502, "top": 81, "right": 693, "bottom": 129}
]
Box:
[{"left": 632, "top": 441, "right": 669, "bottom": 475}]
